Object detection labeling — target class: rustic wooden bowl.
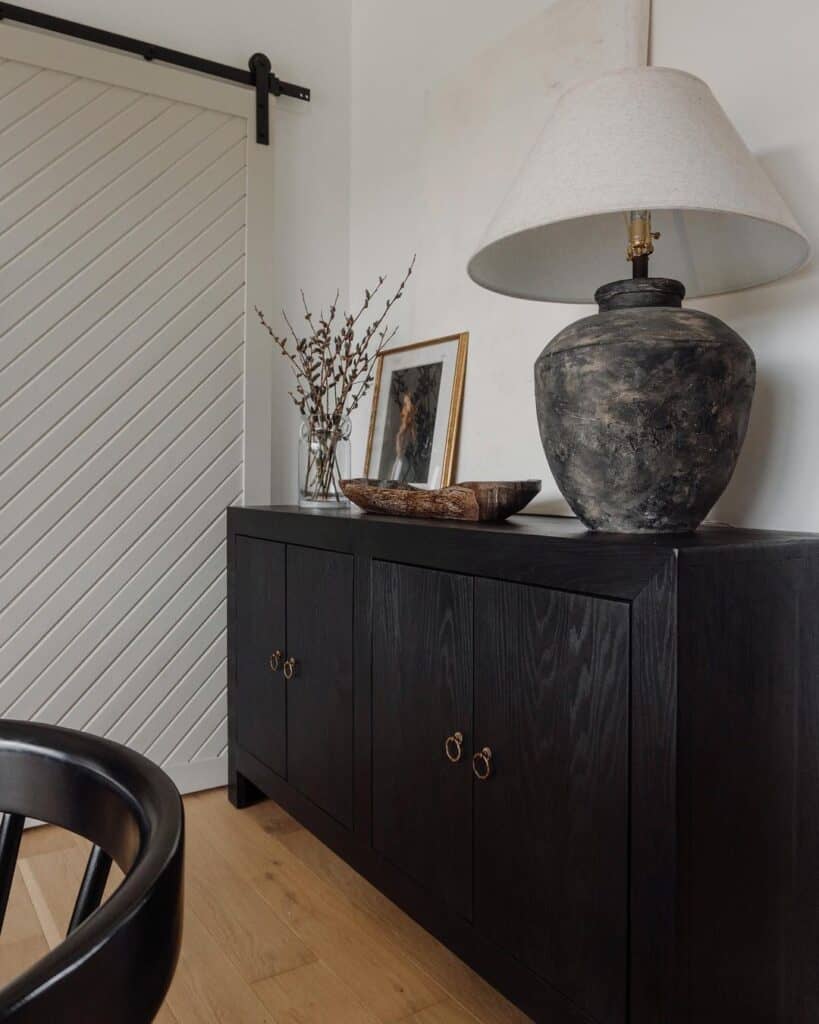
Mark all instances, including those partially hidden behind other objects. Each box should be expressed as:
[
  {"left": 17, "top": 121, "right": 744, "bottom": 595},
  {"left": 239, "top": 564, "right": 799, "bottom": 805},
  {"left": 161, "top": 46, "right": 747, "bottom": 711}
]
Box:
[{"left": 340, "top": 479, "right": 541, "bottom": 522}]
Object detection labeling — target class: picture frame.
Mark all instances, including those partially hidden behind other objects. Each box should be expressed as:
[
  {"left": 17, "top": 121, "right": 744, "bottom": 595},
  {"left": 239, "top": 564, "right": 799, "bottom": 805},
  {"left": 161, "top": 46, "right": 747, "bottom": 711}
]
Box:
[{"left": 364, "top": 332, "right": 469, "bottom": 489}]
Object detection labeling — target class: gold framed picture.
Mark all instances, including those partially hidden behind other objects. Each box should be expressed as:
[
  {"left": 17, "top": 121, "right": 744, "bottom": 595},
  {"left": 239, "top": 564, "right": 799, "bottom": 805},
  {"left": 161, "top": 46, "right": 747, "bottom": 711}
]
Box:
[{"left": 364, "top": 332, "right": 468, "bottom": 489}]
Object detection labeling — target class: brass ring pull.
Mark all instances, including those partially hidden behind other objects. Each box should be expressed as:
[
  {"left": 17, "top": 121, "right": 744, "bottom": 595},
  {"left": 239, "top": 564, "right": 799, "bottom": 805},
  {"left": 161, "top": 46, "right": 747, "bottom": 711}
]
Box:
[
  {"left": 283, "top": 656, "right": 296, "bottom": 680},
  {"left": 444, "top": 731, "right": 464, "bottom": 764},
  {"left": 269, "top": 650, "right": 283, "bottom": 672},
  {"left": 472, "top": 747, "right": 493, "bottom": 781}
]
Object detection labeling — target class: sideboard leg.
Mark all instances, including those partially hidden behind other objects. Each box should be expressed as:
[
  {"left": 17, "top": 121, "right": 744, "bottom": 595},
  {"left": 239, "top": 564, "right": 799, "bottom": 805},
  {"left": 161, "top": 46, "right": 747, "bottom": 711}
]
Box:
[{"left": 229, "top": 769, "right": 264, "bottom": 809}]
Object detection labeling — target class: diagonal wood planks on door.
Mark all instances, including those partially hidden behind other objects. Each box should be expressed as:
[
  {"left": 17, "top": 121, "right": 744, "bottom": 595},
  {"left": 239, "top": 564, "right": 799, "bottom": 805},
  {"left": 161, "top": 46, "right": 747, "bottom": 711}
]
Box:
[
  {"left": 1, "top": 788, "right": 530, "bottom": 1023},
  {"left": 0, "top": 18, "right": 277, "bottom": 796}
]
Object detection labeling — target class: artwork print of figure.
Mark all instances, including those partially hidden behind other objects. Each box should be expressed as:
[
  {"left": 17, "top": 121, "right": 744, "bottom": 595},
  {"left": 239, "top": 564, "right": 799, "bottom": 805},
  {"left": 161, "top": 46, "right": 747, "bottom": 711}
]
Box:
[
  {"left": 377, "top": 362, "right": 443, "bottom": 484},
  {"left": 365, "top": 333, "right": 468, "bottom": 490}
]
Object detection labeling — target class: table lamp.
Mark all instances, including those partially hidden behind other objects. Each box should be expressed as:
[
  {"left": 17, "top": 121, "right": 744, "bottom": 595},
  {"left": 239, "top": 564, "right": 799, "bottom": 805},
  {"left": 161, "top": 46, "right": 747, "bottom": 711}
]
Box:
[{"left": 468, "top": 66, "right": 809, "bottom": 532}]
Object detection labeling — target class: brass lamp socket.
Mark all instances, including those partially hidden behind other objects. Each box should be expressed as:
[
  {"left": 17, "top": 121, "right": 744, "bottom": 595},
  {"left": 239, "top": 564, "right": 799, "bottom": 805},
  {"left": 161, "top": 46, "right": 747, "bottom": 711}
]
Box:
[{"left": 626, "top": 210, "right": 661, "bottom": 262}]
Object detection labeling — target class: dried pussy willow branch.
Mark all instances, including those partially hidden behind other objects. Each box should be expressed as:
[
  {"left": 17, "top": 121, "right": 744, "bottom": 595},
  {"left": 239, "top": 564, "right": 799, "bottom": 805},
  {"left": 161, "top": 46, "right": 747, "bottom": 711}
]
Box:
[
  {"left": 256, "top": 256, "right": 414, "bottom": 426},
  {"left": 255, "top": 257, "right": 415, "bottom": 498}
]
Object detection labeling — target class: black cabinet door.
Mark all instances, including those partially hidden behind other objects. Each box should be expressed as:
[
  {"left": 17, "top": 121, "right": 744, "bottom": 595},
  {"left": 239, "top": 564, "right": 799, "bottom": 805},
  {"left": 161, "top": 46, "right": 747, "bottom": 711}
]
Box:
[
  {"left": 474, "top": 579, "right": 630, "bottom": 1024},
  {"left": 371, "top": 561, "right": 473, "bottom": 920},
  {"left": 235, "top": 536, "right": 286, "bottom": 777},
  {"left": 286, "top": 545, "right": 355, "bottom": 829}
]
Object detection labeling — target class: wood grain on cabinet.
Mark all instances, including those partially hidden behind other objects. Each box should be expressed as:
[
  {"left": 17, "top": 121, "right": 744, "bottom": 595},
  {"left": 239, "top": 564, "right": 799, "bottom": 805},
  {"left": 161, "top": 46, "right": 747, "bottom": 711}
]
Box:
[
  {"left": 629, "top": 557, "right": 677, "bottom": 1024},
  {"left": 474, "top": 579, "right": 629, "bottom": 1024},
  {"left": 371, "top": 561, "right": 474, "bottom": 920},
  {"left": 678, "top": 550, "right": 819, "bottom": 1024},
  {"left": 234, "top": 537, "right": 286, "bottom": 777},
  {"left": 286, "top": 544, "right": 355, "bottom": 829}
]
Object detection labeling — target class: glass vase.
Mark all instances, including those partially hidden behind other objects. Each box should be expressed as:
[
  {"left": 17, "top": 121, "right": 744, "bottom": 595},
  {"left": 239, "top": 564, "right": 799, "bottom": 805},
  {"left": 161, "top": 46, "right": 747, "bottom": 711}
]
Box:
[{"left": 298, "top": 416, "right": 351, "bottom": 509}]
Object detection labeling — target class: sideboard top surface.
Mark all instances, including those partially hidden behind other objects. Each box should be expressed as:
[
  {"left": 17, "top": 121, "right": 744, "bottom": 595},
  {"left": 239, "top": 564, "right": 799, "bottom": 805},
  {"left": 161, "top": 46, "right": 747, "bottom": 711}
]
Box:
[{"left": 233, "top": 505, "right": 818, "bottom": 554}]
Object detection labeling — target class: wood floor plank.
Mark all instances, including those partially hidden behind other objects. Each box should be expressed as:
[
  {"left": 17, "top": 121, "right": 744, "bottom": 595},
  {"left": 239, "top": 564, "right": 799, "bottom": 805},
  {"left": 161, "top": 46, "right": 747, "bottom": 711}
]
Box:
[
  {"left": 403, "top": 1002, "right": 483, "bottom": 1024},
  {"left": 154, "top": 1002, "right": 180, "bottom": 1024},
  {"left": 262, "top": 808, "right": 530, "bottom": 1024},
  {"left": 0, "top": 871, "right": 49, "bottom": 987},
  {"left": 242, "top": 876, "right": 452, "bottom": 1024},
  {"left": 18, "top": 825, "right": 80, "bottom": 858},
  {"left": 103, "top": 862, "right": 126, "bottom": 903},
  {"left": 165, "top": 906, "right": 274, "bottom": 1024},
  {"left": 186, "top": 790, "right": 447, "bottom": 1023},
  {"left": 18, "top": 845, "right": 89, "bottom": 948},
  {"left": 242, "top": 798, "right": 302, "bottom": 839},
  {"left": 252, "top": 960, "right": 381, "bottom": 1023},
  {"left": 184, "top": 810, "right": 317, "bottom": 983}
]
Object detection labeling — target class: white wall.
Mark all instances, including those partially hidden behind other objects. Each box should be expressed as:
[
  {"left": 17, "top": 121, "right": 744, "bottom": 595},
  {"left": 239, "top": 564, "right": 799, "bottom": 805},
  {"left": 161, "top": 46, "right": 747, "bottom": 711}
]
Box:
[
  {"left": 50, "top": 0, "right": 352, "bottom": 499},
  {"left": 349, "top": 0, "right": 558, "bottom": 495},
  {"left": 349, "top": 0, "right": 819, "bottom": 531},
  {"left": 651, "top": 0, "right": 819, "bottom": 529}
]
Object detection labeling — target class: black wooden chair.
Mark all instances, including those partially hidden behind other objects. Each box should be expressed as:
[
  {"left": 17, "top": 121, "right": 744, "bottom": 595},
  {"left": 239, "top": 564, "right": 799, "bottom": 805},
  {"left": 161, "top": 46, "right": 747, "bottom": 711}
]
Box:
[{"left": 0, "top": 720, "right": 184, "bottom": 1023}]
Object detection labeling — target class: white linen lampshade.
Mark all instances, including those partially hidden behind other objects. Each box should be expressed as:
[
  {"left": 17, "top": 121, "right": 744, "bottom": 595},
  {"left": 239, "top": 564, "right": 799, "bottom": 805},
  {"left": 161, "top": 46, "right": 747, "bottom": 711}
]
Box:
[{"left": 467, "top": 66, "right": 810, "bottom": 303}]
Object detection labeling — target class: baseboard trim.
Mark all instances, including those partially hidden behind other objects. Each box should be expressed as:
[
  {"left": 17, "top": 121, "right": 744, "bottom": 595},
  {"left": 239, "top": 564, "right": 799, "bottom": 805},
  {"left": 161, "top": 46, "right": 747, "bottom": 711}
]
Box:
[{"left": 165, "top": 757, "right": 228, "bottom": 794}]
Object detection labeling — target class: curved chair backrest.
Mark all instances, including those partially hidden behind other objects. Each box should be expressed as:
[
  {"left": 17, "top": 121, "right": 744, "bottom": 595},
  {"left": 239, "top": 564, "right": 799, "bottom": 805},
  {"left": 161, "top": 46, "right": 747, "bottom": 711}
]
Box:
[{"left": 0, "top": 720, "right": 184, "bottom": 1024}]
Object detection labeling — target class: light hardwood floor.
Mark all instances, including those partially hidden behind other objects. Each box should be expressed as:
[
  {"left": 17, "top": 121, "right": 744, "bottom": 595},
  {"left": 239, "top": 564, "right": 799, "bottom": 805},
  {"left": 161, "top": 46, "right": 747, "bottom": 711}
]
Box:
[{"left": 1, "top": 788, "right": 531, "bottom": 1023}]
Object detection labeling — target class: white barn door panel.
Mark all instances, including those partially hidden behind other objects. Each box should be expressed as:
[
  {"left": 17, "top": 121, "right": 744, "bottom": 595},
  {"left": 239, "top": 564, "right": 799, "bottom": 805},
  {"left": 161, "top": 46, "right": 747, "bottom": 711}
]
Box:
[{"left": 0, "top": 25, "right": 274, "bottom": 793}]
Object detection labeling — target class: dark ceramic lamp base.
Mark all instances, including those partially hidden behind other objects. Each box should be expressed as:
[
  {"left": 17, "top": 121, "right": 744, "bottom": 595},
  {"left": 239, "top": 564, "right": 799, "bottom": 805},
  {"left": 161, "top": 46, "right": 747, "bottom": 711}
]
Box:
[{"left": 535, "top": 278, "right": 756, "bottom": 533}]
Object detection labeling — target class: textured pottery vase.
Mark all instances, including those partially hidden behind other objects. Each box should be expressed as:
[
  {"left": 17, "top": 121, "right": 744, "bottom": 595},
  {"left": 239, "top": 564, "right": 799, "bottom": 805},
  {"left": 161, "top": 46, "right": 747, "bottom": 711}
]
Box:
[{"left": 535, "top": 278, "right": 756, "bottom": 533}]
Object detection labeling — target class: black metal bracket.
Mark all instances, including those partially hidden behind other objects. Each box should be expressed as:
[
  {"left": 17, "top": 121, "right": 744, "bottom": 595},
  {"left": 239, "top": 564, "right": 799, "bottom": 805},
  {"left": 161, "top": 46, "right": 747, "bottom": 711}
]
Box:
[
  {"left": 0, "top": 3, "right": 310, "bottom": 145},
  {"left": 249, "top": 53, "right": 272, "bottom": 146}
]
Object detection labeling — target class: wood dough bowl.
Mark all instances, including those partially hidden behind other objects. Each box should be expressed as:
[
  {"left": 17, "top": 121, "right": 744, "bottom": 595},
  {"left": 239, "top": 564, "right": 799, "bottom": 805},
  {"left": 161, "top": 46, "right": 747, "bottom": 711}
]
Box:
[{"left": 340, "top": 479, "right": 541, "bottom": 522}]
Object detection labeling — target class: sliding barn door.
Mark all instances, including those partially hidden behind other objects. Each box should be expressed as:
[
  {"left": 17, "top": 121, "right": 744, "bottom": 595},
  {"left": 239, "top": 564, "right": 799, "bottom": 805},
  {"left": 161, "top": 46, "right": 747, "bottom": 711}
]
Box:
[{"left": 0, "top": 25, "right": 274, "bottom": 792}]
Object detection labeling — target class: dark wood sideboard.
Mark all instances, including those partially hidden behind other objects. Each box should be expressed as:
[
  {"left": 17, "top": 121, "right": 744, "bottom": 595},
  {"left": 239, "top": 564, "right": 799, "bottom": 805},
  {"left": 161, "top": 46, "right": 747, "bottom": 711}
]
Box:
[{"left": 226, "top": 506, "right": 819, "bottom": 1024}]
